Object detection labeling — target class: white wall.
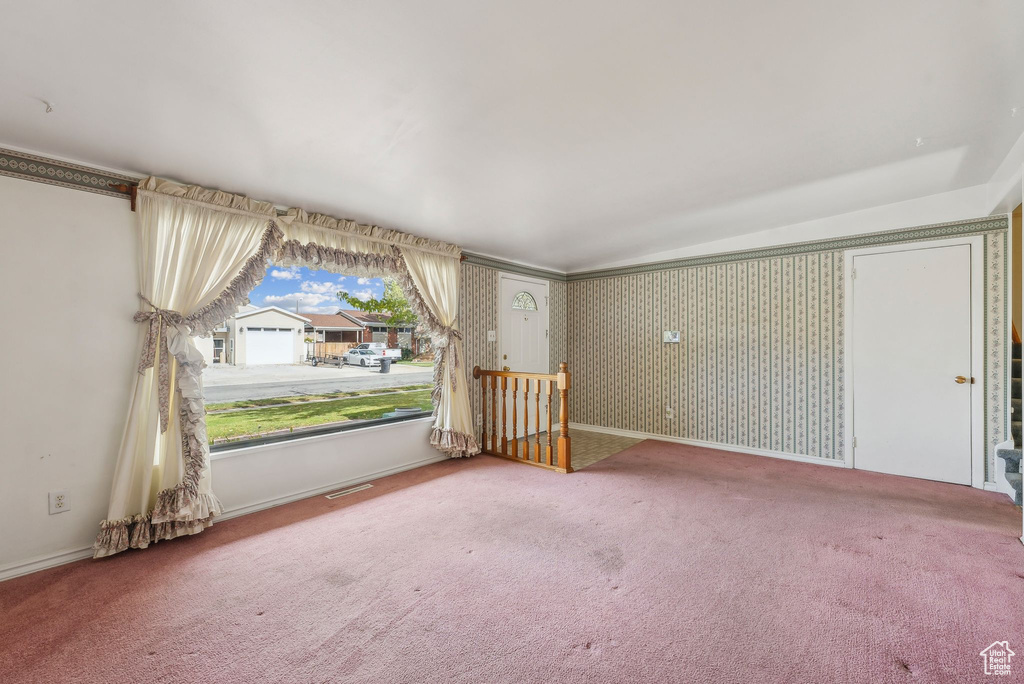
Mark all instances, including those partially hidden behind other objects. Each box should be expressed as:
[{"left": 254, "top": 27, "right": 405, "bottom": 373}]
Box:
[
  {"left": 0, "top": 176, "right": 444, "bottom": 580},
  {"left": 0, "top": 177, "right": 138, "bottom": 575},
  {"left": 212, "top": 418, "right": 442, "bottom": 519}
]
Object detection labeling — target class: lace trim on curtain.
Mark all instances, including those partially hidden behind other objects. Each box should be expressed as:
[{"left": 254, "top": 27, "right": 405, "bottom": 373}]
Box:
[
  {"left": 188, "top": 222, "right": 285, "bottom": 336},
  {"left": 94, "top": 221, "right": 282, "bottom": 558}
]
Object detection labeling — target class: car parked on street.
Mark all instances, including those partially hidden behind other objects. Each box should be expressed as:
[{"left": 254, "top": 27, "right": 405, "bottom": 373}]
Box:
[
  {"left": 343, "top": 348, "right": 384, "bottom": 367},
  {"left": 354, "top": 342, "right": 402, "bottom": 359}
]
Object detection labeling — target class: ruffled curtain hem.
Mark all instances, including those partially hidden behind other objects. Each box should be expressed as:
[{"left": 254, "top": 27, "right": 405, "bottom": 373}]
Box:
[
  {"left": 430, "top": 427, "right": 480, "bottom": 458},
  {"left": 94, "top": 492, "right": 223, "bottom": 558}
]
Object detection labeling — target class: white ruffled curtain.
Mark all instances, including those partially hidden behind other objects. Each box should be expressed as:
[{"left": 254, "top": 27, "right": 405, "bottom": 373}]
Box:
[
  {"left": 401, "top": 248, "right": 476, "bottom": 453},
  {"left": 96, "top": 180, "right": 478, "bottom": 558},
  {"left": 95, "top": 179, "right": 282, "bottom": 557}
]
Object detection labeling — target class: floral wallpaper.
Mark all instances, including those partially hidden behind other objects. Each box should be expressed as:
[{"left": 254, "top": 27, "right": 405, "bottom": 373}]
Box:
[{"left": 567, "top": 254, "right": 847, "bottom": 459}]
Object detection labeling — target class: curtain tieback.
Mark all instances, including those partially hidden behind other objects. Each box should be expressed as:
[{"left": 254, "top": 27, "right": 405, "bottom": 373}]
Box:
[
  {"left": 134, "top": 294, "right": 185, "bottom": 433},
  {"left": 432, "top": 327, "right": 463, "bottom": 395}
]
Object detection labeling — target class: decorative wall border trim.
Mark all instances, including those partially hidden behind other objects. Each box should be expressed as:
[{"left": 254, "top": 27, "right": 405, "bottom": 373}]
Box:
[
  {"left": 462, "top": 252, "right": 568, "bottom": 282},
  {"left": 0, "top": 147, "right": 137, "bottom": 200},
  {"left": 567, "top": 216, "right": 1010, "bottom": 281}
]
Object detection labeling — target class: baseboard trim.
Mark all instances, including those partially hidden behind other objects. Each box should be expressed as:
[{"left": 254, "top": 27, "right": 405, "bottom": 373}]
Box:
[
  {"left": 0, "top": 546, "right": 95, "bottom": 583},
  {"left": 569, "top": 423, "right": 849, "bottom": 469},
  {"left": 0, "top": 454, "right": 449, "bottom": 583}
]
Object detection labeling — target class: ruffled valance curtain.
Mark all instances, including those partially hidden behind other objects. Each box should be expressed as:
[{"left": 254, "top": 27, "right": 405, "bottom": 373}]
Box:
[{"left": 96, "top": 178, "right": 478, "bottom": 558}]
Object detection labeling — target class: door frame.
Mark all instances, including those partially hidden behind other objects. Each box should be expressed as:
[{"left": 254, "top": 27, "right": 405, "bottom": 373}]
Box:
[
  {"left": 843, "top": 235, "right": 985, "bottom": 489},
  {"left": 497, "top": 271, "right": 550, "bottom": 374}
]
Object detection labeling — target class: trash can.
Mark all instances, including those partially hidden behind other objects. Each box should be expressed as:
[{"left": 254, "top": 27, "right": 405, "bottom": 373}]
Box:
[{"left": 379, "top": 357, "right": 392, "bottom": 373}]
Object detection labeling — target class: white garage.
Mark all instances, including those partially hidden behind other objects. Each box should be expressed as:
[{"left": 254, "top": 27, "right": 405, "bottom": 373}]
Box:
[
  {"left": 245, "top": 328, "right": 295, "bottom": 365},
  {"left": 233, "top": 307, "right": 310, "bottom": 366}
]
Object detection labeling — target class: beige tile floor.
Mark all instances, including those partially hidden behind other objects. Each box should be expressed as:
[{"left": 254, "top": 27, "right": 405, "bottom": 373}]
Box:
[
  {"left": 565, "top": 428, "right": 644, "bottom": 469},
  {"left": 485, "top": 428, "right": 643, "bottom": 470}
]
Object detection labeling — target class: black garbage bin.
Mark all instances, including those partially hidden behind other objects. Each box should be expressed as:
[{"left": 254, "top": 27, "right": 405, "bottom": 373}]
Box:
[{"left": 379, "top": 357, "right": 392, "bottom": 373}]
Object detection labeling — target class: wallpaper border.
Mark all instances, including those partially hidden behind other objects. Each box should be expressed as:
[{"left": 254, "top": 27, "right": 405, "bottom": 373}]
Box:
[
  {"left": 461, "top": 252, "right": 568, "bottom": 282},
  {"left": 568, "top": 216, "right": 1010, "bottom": 281},
  {"left": 0, "top": 147, "right": 137, "bottom": 200}
]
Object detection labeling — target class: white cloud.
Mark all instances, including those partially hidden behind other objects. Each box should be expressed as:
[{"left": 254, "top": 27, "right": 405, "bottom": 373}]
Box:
[
  {"left": 350, "top": 288, "right": 374, "bottom": 302},
  {"left": 300, "top": 280, "right": 338, "bottom": 294},
  {"left": 270, "top": 268, "right": 301, "bottom": 280},
  {"left": 356, "top": 277, "right": 373, "bottom": 285},
  {"left": 264, "top": 292, "right": 336, "bottom": 312}
]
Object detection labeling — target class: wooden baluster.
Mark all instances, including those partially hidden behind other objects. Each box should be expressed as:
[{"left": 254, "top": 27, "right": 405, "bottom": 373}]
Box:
[
  {"left": 480, "top": 372, "right": 488, "bottom": 451},
  {"left": 511, "top": 378, "right": 519, "bottom": 458},
  {"left": 534, "top": 379, "right": 541, "bottom": 462},
  {"left": 557, "top": 362, "right": 572, "bottom": 472},
  {"left": 491, "top": 376, "right": 498, "bottom": 453},
  {"left": 545, "top": 379, "right": 553, "bottom": 466},
  {"left": 522, "top": 378, "right": 530, "bottom": 460},
  {"left": 501, "top": 376, "right": 508, "bottom": 455}
]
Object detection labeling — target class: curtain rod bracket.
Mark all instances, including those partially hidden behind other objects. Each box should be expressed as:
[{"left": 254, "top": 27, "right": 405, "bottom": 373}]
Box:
[{"left": 108, "top": 182, "right": 138, "bottom": 211}]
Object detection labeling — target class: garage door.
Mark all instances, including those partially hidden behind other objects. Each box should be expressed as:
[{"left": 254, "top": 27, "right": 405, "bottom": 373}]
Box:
[{"left": 246, "top": 328, "right": 294, "bottom": 365}]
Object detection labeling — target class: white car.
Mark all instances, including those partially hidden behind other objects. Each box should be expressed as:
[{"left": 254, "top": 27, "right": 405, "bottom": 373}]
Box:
[
  {"left": 354, "top": 342, "right": 402, "bottom": 359},
  {"left": 343, "top": 348, "right": 383, "bottom": 367}
]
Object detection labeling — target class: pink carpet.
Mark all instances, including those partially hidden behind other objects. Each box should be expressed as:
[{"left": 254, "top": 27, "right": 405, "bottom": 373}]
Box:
[{"left": 2, "top": 442, "right": 1022, "bottom": 683}]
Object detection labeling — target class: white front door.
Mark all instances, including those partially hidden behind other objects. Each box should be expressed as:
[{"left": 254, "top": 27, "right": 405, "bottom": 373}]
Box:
[
  {"left": 500, "top": 274, "right": 549, "bottom": 440},
  {"left": 851, "top": 243, "right": 975, "bottom": 484},
  {"left": 246, "top": 328, "right": 294, "bottom": 365}
]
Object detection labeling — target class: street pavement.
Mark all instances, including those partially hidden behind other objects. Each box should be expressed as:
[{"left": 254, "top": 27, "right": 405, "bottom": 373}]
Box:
[{"left": 202, "top": 364, "right": 434, "bottom": 402}]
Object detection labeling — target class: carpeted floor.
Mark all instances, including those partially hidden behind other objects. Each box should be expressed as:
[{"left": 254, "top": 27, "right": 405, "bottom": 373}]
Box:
[{"left": 2, "top": 441, "right": 1022, "bottom": 683}]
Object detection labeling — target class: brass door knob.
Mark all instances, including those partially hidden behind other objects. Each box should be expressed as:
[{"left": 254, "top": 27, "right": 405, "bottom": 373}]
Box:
[
  {"left": 954, "top": 376, "right": 968, "bottom": 384},
  {"left": 503, "top": 366, "right": 510, "bottom": 372}
]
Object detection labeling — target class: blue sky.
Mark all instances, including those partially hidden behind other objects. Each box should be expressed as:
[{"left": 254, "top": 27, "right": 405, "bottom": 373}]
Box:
[{"left": 252, "top": 265, "right": 385, "bottom": 314}]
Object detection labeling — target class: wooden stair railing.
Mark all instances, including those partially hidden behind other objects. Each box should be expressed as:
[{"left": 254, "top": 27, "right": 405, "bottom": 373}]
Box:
[{"left": 473, "top": 362, "right": 572, "bottom": 473}]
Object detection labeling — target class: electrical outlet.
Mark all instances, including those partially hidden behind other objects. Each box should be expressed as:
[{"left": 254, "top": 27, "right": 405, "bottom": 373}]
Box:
[
  {"left": 487, "top": 330, "right": 496, "bottom": 342},
  {"left": 49, "top": 490, "right": 70, "bottom": 515},
  {"left": 476, "top": 413, "right": 483, "bottom": 426},
  {"left": 665, "top": 406, "right": 674, "bottom": 420}
]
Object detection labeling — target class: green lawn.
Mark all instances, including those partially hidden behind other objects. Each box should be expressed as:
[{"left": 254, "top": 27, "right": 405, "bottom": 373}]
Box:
[
  {"left": 206, "top": 384, "right": 433, "bottom": 412},
  {"left": 395, "top": 361, "right": 434, "bottom": 367},
  {"left": 207, "top": 389, "right": 434, "bottom": 442}
]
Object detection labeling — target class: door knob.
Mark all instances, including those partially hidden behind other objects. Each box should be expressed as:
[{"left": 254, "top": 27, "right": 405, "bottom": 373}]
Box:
[
  {"left": 503, "top": 366, "right": 510, "bottom": 372},
  {"left": 954, "top": 376, "right": 968, "bottom": 384}
]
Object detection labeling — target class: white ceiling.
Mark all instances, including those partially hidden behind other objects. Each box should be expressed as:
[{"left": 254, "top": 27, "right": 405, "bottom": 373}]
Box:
[{"left": 1, "top": 1, "right": 1021, "bottom": 271}]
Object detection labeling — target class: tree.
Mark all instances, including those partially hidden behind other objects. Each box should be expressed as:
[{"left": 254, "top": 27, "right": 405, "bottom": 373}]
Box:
[{"left": 337, "top": 277, "right": 418, "bottom": 327}]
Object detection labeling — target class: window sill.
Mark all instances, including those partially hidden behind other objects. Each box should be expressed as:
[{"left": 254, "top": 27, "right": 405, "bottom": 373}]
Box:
[{"left": 209, "top": 413, "right": 434, "bottom": 460}]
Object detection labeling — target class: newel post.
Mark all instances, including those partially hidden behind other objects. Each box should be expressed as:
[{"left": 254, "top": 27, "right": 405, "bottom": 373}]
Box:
[{"left": 557, "top": 361, "right": 572, "bottom": 473}]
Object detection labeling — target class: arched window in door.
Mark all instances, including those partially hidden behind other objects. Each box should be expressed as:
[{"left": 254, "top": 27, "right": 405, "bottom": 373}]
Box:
[{"left": 511, "top": 291, "right": 538, "bottom": 311}]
